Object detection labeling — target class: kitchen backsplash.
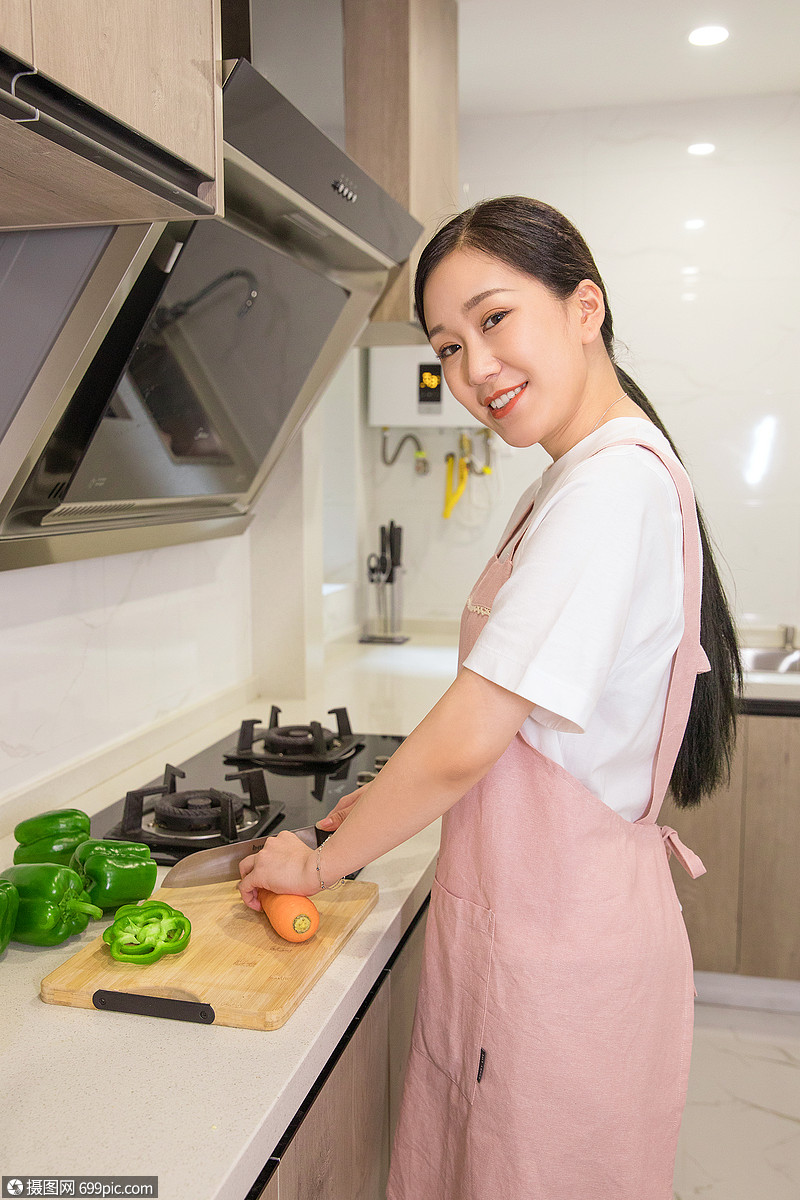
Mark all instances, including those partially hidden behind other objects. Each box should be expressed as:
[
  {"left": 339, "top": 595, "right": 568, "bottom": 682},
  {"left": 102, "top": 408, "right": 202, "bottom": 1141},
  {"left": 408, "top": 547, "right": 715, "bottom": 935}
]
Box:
[{"left": 0, "top": 536, "right": 252, "bottom": 799}]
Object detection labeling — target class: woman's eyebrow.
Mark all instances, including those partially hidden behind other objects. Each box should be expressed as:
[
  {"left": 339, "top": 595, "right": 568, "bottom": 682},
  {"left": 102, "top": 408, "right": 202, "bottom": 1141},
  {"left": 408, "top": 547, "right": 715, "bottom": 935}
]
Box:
[
  {"left": 428, "top": 288, "right": 515, "bottom": 340},
  {"left": 464, "top": 287, "right": 514, "bottom": 312}
]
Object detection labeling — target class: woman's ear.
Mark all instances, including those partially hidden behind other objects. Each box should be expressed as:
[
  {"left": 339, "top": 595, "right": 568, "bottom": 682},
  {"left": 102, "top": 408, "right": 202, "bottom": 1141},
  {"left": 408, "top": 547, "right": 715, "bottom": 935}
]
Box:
[{"left": 574, "top": 280, "right": 606, "bottom": 344}]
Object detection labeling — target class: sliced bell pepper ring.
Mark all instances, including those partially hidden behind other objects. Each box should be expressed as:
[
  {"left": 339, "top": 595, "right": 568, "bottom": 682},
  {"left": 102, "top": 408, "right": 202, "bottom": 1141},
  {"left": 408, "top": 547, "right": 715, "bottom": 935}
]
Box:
[
  {"left": 0, "top": 864, "right": 103, "bottom": 946},
  {"left": 69, "top": 839, "right": 157, "bottom": 909},
  {"left": 0, "top": 879, "right": 20, "bottom": 955},
  {"left": 13, "top": 808, "right": 92, "bottom": 866},
  {"left": 102, "top": 900, "right": 191, "bottom": 965}
]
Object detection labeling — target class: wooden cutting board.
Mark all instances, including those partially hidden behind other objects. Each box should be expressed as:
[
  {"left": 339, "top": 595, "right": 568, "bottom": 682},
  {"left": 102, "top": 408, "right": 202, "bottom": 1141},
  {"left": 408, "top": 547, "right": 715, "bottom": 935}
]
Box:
[{"left": 40, "top": 879, "right": 378, "bottom": 1030}]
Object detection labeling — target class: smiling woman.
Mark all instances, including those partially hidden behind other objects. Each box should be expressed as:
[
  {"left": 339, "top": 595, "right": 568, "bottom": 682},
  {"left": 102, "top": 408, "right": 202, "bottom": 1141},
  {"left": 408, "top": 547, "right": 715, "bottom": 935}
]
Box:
[
  {"left": 238, "top": 196, "right": 743, "bottom": 1200},
  {"left": 382, "top": 196, "right": 743, "bottom": 1200},
  {"left": 413, "top": 195, "right": 741, "bottom": 810}
]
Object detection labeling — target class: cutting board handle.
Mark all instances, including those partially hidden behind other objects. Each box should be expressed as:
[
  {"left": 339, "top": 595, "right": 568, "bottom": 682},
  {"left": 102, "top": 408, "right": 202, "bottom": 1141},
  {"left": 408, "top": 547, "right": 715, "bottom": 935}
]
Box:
[{"left": 93, "top": 989, "right": 215, "bottom": 1024}]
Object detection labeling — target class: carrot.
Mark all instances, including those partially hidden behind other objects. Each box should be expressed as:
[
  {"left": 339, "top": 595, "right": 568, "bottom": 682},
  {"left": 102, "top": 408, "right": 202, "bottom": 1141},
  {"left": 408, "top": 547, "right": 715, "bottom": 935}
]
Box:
[{"left": 258, "top": 890, "right": 320, "bottom": 943}]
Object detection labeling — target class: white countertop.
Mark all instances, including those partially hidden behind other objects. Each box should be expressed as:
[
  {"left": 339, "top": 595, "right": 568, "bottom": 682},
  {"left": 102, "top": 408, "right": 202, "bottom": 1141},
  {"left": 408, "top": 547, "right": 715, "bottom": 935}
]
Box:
[
  {"left": 742, "top": 672, "right": 800, "bottom": 702},
  {"left": 0, "top": 820, "right": 438, "bottom": 1200},
  {"left": 0, "top": 634, "right": 458, "bottom": 1200}
]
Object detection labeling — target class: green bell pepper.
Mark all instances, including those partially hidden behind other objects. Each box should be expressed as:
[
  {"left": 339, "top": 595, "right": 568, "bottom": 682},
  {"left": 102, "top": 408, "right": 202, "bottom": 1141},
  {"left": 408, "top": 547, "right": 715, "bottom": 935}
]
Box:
[
  {"left": 102, "top": 900, "right": 191, "bottom": 965},
  {"left": 0, "top": 863, "right": 103, "bottom": 946},
  {"left": 69, "top": 839, "right": 157, "bottom": 909},
  {"left": 13, "top": 807, "right": 92, "bottom": 866},
  {"left": 0, "top": 879, "right": 19, "bottom": 955}
]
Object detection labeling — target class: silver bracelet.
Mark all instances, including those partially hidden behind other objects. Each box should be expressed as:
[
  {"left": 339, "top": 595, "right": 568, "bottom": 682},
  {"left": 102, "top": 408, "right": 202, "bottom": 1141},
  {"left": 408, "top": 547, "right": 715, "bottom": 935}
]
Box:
[{"left": 316, "top": 844, "right": 345, "bottom": 891}]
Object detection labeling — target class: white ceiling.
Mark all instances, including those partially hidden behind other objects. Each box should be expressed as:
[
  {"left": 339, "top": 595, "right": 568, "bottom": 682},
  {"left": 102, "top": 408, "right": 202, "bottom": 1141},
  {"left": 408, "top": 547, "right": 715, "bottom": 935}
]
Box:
[
  {"left": 251, "top": 0, "right": 799, "bottom": 135},
  {"left": 458, "top": 0, "right": 800, "bottom": 115}
]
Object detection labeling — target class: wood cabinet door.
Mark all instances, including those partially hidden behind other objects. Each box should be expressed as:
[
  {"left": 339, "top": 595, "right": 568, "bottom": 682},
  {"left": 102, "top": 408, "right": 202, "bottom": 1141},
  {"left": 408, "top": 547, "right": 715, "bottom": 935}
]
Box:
[
  {"left": 740, "top": 715, "right": 800, "bottom": 980},
  {"left": 388, "top": 905, "right": 427, "bottom": 1144},
  {"left": 278, "top": 977, "right": 391, "bottom": 1200},
  {"left": 343, "top": 0, "right": 458, "bottom": 325},
  {"left": 660, "top": 717, "right": 746, "bottom": 974},
  {"left": 0, "top": 0, "right": 33, "bottom": 64},
  {"left": 30, "top": 0, "right": 219, "bottom": 177}
]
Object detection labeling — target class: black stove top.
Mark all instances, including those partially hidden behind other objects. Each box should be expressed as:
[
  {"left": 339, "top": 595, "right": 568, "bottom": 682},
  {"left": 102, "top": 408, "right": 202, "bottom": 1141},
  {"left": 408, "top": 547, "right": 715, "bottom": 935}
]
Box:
[{"left": 93, "top": 713, "right": 402, "bottom": 866}]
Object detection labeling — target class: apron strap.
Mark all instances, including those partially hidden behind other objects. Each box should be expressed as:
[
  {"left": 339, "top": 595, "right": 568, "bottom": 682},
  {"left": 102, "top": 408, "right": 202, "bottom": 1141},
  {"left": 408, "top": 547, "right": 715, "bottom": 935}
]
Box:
[
  {"left": 661, "top": 825, "right": 707, "bottom": 879},
  {"left": 596, "top": 439, "right": 710, "bottom": 824},
  {"left": 499, "top": 498, "right": 538, "bottom": 562}
]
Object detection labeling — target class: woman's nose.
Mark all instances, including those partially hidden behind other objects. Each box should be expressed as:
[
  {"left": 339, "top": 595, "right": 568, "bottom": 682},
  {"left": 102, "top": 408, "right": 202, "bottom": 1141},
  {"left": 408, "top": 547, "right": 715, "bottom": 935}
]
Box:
[{"left": 464, "top": 343, "right": 500, "bottom": 388}]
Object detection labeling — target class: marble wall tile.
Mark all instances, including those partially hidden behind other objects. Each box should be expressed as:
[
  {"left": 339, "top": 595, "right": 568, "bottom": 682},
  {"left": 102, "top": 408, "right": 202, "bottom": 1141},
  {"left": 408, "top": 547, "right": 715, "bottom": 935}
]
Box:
[{"left": 0, "top": 535, "right": 252, "bottom": 797}]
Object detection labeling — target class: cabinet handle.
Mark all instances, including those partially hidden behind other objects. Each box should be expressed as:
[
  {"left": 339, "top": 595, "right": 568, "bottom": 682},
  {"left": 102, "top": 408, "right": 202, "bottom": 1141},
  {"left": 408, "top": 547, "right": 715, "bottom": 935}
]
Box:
[{"left": 0, "top": 51, "right": 215, "bottom": 216}]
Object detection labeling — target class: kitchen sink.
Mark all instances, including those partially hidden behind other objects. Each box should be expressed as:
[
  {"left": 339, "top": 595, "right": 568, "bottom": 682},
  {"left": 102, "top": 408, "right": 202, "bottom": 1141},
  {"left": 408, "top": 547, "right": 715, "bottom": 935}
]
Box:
[{"left": 740, "top": 647, "right": 800, "bottom": 673}]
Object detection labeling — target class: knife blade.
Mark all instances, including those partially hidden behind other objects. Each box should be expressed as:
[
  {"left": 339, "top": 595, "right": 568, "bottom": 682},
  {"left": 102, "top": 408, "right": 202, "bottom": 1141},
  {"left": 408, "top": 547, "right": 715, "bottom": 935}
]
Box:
[{"left": 160, "top": 826, "right": 329, "bottom": 888}]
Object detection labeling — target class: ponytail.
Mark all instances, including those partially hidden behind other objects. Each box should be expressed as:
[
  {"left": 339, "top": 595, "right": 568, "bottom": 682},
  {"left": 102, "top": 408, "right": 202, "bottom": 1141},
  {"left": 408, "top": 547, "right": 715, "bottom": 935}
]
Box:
[{"left": 612, "top": 368, "right": 742, "bottom": 806}]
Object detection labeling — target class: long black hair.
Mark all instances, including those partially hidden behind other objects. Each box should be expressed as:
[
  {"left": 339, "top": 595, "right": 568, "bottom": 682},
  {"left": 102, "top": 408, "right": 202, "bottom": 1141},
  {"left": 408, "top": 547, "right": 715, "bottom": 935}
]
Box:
[{"left": 414, "top": 196, "right": 741, "bottom": 808}]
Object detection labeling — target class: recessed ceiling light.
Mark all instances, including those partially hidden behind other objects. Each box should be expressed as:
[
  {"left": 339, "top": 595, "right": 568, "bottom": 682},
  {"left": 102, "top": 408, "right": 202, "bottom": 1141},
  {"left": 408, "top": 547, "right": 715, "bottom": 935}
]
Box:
[
  {"left": 681, "top": 266, "right": 699, "bottom": 275},
  {"left": 684, "top": 218, "right": 705, "bottom": 230},
  {"left": 689, "top": 26, "right": 729, "bottom": 46},
  {"left": 688, "top": 142, "right": 715, "bottom": 155}
]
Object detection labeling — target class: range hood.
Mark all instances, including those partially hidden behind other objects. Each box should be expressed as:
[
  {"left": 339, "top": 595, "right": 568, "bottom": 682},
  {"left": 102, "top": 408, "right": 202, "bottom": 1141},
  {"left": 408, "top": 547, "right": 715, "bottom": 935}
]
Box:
[{"left": 0, "top": 59, "right": 421, "bottom": 570}]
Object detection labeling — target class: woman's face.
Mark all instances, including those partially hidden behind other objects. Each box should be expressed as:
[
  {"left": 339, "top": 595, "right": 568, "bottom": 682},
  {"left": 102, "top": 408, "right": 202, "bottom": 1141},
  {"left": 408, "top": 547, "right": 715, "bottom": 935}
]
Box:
[{"left": 422, "top": 247, "right": 602, "bottom": 458}]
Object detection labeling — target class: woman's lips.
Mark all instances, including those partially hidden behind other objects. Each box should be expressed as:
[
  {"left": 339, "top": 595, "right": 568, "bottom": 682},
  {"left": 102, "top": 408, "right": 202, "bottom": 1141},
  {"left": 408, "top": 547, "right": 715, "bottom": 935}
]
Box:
[{"left": 486, "top": 381, "right": 527, "bottom": 419}]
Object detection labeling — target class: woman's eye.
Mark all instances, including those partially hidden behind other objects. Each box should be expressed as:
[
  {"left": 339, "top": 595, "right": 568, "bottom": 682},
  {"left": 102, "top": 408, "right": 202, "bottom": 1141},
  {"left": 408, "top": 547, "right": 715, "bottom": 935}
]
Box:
[
  {"left": 483, "top": 310, "right": 509, "bottom": 331},
  {"left": 437, "top": 343, "right": 460, "bottom": 360}
]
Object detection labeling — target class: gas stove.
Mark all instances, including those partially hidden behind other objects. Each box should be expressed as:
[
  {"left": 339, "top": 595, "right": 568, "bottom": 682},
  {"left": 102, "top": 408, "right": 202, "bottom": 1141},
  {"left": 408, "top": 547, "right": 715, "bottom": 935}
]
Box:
[{"left": 94, "top": 706, "right": 403, "bottom": 866}]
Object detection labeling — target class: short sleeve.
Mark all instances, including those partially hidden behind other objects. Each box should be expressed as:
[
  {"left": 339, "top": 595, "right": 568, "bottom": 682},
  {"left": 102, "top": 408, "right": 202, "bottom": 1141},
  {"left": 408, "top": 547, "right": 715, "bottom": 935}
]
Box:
[{"left": 463, "top": 447, "right": 684, "bottom": 733}]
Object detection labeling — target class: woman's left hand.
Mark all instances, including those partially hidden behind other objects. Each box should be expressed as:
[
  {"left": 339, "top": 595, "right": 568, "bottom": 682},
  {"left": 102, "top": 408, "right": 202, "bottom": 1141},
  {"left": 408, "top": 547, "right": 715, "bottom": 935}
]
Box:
[{"left": 237, "top": 831, "right": 317, "bottom": 910}]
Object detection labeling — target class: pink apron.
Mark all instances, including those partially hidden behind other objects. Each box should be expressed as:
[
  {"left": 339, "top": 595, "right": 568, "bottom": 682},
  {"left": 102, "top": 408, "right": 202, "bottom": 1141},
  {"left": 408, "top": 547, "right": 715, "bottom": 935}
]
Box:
[{"left": 387, "top": 439, "right": 710, "bottom": 1200}]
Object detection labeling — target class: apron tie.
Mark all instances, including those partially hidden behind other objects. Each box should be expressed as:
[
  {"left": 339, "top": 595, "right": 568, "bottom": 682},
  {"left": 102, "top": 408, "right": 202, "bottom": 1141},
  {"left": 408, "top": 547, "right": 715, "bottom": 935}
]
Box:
[{"left": 659, "top": 825, "right": 706, "bottom": 879}]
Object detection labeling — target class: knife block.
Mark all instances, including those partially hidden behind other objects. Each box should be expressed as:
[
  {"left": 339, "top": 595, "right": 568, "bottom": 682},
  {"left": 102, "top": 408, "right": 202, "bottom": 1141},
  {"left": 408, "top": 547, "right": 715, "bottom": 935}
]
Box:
[{"left": 360, "top": 567, "right": 409, "bottom": 644}]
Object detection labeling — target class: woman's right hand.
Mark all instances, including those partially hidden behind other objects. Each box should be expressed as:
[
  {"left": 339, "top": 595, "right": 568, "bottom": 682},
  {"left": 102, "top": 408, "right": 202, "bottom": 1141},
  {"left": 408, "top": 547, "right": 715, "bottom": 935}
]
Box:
[{"left": 316, "top": 783, "right": 369, "bottom": 833}]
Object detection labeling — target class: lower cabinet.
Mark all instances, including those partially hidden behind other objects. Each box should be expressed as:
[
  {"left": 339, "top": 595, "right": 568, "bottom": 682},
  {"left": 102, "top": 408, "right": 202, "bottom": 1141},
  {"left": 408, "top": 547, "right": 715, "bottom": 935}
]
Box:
[
  {"left": 662, "top": 710, "right": 800, "bottom": 981},
  {"left": 257, "top": 901, "right": 428, "bottom": 1200},
  {"left": 277, "top": 979, "right": 391, "bottom": 1200},
  {"left": 660, "top": 721, "right": 746, "bottom": 974},
  {"left": 739, "top": 715, "right": 800, "bottom": 979}
]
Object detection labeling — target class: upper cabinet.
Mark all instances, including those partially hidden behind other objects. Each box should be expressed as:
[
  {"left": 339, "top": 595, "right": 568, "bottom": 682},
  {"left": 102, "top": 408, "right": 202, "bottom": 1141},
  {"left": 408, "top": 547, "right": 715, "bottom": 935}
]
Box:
[
  {"left": 0, "top": 1, "right": 33, "bottom": 65},
  {"left": 0, "top": 0, "right": 222, "bottom": 230},
  {"left": 343, "top": 0, "right": 458, "bottom": 342}
]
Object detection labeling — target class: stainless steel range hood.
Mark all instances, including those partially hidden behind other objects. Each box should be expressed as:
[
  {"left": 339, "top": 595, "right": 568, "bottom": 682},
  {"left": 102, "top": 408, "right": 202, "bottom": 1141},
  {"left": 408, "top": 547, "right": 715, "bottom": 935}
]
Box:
[{"left": 0, "top": 60, "right": 421, "bottom": 570}]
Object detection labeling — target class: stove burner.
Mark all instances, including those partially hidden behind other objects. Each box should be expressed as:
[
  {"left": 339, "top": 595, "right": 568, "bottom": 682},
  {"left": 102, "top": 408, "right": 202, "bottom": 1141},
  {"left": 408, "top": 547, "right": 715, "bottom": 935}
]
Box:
[
  {"left": 260, "top": 722, "right": 336, "bottom": 757},
  {"left": 153, "top": 788, "right": 245, "bottom": 832},
  {"left": 103, "top": 763, "right": 284, "bottom": 861},
  {"left": 229, "top": 706, "right": 363, "bottom": 769}
]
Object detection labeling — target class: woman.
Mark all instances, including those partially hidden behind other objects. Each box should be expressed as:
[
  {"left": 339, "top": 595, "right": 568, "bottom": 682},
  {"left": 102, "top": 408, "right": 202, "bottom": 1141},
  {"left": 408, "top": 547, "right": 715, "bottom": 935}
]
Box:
[{"left": 239, "top": 197, "right": 741, "bottom": 1198}]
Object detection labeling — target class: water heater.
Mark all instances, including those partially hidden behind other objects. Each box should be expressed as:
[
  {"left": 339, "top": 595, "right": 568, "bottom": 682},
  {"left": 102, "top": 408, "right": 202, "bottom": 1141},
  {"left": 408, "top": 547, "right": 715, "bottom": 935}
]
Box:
[{"left": 367, "top": 346, "right": 480, "bottom": 428}]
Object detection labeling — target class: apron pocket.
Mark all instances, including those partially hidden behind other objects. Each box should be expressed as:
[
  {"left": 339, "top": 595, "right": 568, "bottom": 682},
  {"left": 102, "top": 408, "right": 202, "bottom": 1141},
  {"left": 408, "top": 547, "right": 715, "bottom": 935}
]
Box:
[{"left": 412, "top": 876, "right": 495, "bottom": 1104}]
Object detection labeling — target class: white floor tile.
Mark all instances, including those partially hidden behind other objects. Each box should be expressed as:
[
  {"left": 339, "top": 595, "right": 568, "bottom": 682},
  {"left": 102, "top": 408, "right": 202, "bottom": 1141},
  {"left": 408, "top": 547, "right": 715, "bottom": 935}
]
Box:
[{"left": 674, "top": 1004, "right": 800, "bottom": 1199}]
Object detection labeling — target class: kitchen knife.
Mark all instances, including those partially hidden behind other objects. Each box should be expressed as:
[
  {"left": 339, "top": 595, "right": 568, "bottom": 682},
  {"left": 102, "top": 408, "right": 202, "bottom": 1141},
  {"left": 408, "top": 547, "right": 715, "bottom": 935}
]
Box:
[
  {"left": 390, "top": 523, "right": 402, "bottom": 572},
  {"left": 160, "top": 826, "right": 329, "bottom": 888},
  {"left": 386, "top": 521, "right": 395, "bottom": 584}
]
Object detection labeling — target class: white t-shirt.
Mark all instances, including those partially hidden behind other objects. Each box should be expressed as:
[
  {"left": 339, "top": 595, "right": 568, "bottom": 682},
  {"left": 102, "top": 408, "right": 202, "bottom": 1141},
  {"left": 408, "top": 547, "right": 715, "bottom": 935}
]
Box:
[{"left": 463, "top": 418, "right": 687, "bottom": 823}]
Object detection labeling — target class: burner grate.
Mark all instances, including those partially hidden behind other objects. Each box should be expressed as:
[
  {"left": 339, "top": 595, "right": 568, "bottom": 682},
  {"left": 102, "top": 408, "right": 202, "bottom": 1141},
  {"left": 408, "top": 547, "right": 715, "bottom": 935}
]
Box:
[
  {"left": 261, "top": 722, "right": 335, "bottom": 756},
  {"left": 230, "top": 706, "right": 361, "bottom": 768},
  {"left": 153, "top": 788, "right": 245, "bottom": 832}
]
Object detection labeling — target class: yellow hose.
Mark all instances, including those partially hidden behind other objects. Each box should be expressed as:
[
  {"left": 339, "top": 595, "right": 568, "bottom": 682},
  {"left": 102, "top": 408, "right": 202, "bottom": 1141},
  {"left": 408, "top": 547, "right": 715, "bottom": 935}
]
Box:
[{"left": 443, "top": 452, "right": 470, "bottom": 518}]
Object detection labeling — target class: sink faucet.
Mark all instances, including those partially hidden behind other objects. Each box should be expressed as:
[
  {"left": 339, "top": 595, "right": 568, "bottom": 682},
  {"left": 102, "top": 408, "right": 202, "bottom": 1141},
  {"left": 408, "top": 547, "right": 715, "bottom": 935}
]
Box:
[{"left": 779, "top": 624, "right": 796, "bottom": 649}]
